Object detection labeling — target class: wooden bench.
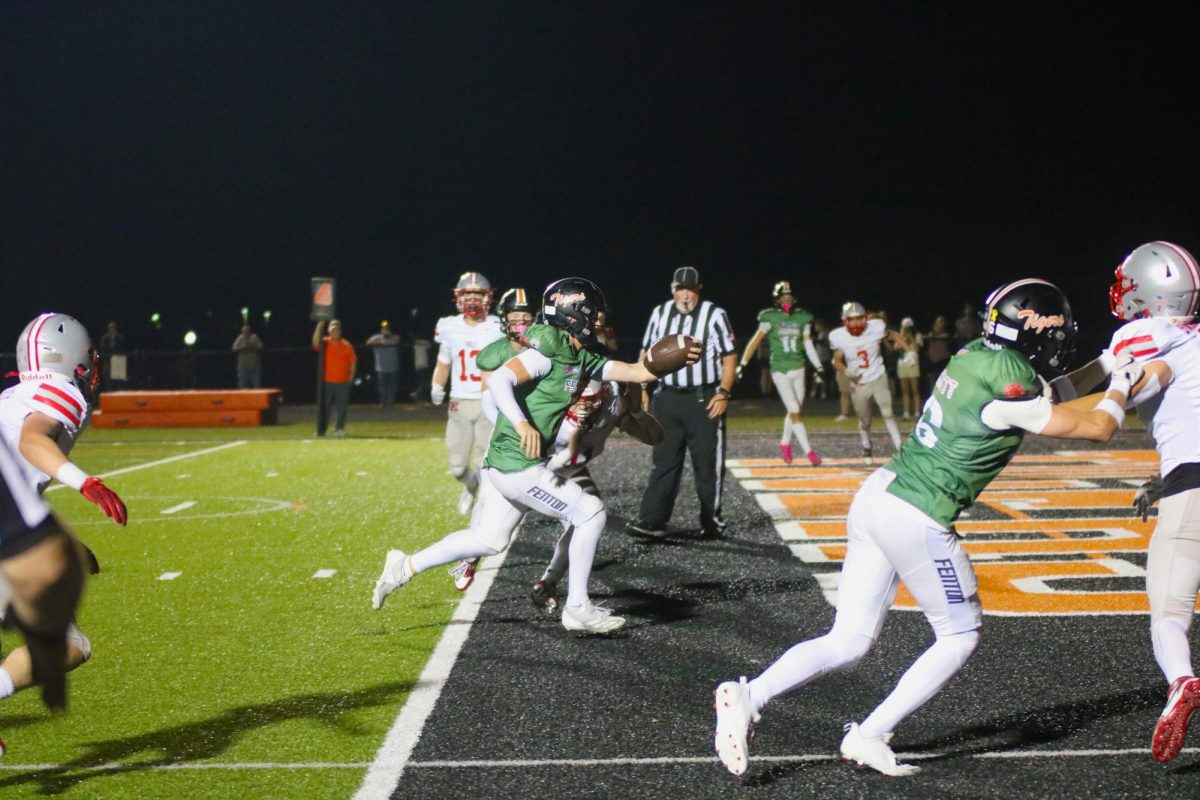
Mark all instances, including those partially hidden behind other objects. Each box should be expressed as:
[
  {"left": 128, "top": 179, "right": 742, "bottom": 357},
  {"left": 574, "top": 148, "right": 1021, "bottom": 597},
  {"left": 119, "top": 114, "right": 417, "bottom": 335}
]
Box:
[{"left": 92, "top": 389, "right": 282, "bottom": 428}]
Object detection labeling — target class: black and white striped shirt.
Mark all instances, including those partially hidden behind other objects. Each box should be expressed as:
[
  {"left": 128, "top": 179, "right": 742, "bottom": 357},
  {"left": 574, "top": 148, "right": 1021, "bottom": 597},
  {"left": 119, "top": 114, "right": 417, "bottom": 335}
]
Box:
[{"left": 641, "top": 298, "right": 737, "bottom": 388}]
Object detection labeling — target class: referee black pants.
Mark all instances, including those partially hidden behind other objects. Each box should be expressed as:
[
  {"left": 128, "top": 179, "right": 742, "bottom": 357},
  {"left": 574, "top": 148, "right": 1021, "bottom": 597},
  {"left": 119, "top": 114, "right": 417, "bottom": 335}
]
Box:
[{"left": 637, "top": 385, "right": 726, "bottom": 533}]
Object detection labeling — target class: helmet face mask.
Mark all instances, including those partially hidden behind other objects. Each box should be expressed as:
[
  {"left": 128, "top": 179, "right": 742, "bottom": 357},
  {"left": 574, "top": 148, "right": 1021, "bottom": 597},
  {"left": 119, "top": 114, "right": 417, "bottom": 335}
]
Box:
[
  {"left": 497, "top": 287, "right": 534, "bottom": 340},
  {"left": 541, "top": 277, "right": 608, "bottom": 350},
  {"left": 17, "top": 313, "right": 99, "bottom": 405},
  {"left": 566, "top": 379, "right": 607, "bottom": 425},
  {"left": 1109, "top": 241, "right": 1200, "bottom": 320},
  {"left": 773, "top": 280, "right": 795, "bottom": 313},
  {"left": 841, "top": 301, "right": 868, "bottom": 335},
  {"left": 983, "top": 279, "right": 1078, "bottom": 378},
  {"left": 454, "top": 272, "right": 494, "bottom": 321}
]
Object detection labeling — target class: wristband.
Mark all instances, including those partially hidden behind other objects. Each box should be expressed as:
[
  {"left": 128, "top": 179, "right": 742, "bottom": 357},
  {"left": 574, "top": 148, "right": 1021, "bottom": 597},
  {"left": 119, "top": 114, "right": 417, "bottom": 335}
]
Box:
[
  {"left": 56, "top": 462, "right": 90, "bottom": 492},
  {"left": 715, "top": 387, "right": 731, "bottom": 399},
  {"left": 1095, "top": 398, "right": 1125, "bottom": 426}
]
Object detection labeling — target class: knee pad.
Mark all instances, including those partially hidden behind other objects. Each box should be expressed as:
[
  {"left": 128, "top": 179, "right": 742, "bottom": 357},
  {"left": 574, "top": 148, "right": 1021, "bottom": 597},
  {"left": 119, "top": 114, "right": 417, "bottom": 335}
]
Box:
[
  {"left": 822, "top": 630, "right": 874, "bottom": 670},
  {"left": 939, "top": 629, "right": 980, "bottom": 668},
  {"left": 569, "top": 492, "right": 605, "bottom": 528},
  {"left": 449, "top": 465, "right": 469, "bottom": 480}
]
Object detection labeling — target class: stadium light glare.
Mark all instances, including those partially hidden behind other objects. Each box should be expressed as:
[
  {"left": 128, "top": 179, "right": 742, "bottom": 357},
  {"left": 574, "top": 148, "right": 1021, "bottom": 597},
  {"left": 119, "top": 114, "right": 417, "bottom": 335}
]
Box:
[
  {"left": 241, "top": 306, "right": 250, "bottom": 323},
  {"left": 262, "top": 309, "right": 272, "bottom": 323},
  {"left": 183, "top": 330, "right": 197, "bottom": 347}
]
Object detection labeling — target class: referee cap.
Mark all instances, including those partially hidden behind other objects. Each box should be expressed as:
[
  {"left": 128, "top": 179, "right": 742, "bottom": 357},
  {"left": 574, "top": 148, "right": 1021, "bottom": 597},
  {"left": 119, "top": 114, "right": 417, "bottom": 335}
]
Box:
[{"left": 671, "top": 266, "right": 701, "bottom": 291}]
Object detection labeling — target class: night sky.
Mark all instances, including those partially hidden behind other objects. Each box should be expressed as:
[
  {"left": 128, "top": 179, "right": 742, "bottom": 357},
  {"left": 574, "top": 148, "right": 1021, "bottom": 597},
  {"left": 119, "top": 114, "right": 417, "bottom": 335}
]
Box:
[{"left": 3, "top": 3, "right": 1198, "bottom": 357}]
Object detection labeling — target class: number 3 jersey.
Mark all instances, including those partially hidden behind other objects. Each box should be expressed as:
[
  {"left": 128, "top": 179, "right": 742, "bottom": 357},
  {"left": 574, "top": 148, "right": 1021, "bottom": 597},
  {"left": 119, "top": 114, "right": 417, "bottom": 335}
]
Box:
[
  {"left": 828, "top": 317, "right": 888, "bottom": 383},
  {"left": 885, "top": 341, "right": 1041, "bottom": 528},
  {"left": 0, "top": 374, "right": 90, "bottom": 493},
  {"left": 434, "top": 314, "right": 504, "bottom": 401}
]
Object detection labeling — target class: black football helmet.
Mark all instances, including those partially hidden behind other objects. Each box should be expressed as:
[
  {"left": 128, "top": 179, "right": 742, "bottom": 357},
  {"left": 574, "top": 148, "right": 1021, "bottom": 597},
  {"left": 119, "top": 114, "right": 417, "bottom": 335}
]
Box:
[
  {"left": 497, "top": 287, "right": 534, "bottom": 340},
  {"left": 541, "top": 277, "right": 608, "bottom": 349},
  {"left": 983, "top": 278, "right": 1077, "bottom": 377},
  {"left": 773, "top": 280, "right": 795, "bottom": 313}
]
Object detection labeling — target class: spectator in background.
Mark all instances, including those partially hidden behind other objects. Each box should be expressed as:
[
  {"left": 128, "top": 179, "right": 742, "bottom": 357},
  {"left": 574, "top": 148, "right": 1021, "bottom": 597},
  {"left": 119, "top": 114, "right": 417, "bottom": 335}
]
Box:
[
  {"left": 896, "top": 317, "right": 923, "bottom": 419},
  {"left": 312, "top": 319, "right": 356, "bottom": 437},
  {"left": 410, "top": 334, "right": 433, "bottom": 402},
  {"left": 874, "top": 310, "right": 900, "bottom": 399},
  {"left": 232, "top": 324, "right": 264, "bottom": 389},
  {"left": 99, "top": 321, "right": 127, "bottom": 391},
  {"left": 953, "top": 303, "right": 982, "bottom": 351},
  {"left": 922, "top": 315, "right": 953, "bottom": 394},
  {"left": 366, "top": 320, "right": 402, "bottom": 408},
  {"left": 812, "top": 319, "right": 833, "bottom": 400}
]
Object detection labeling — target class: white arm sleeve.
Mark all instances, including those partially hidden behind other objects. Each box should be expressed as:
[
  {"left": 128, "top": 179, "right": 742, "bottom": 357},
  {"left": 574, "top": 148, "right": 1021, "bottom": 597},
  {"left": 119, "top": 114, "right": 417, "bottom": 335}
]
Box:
[
  {"left": 757, "top": 321, "right": 772, "bottom": 334},
  {"left": 488, "top": 366, "right": 527, "bottom": 426},
  {"left": 481, "top": 390, "right": 498, "bottom": 425},
  {"left": 803, "top": 325, "right": 821, "bottom": 366},
  {"left": 980, "top": 396, "right": 1054, "bottom": 434},
  {"left": 436, "top": 341, "right": 451, "bottom": 366}
]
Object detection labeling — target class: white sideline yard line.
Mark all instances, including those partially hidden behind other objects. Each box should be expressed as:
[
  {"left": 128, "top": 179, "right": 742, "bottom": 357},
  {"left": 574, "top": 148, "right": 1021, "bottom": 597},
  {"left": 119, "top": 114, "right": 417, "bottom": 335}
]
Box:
[
  {"left": 160, "top": 501, "right": 196, "bottom": 515},
  {"left": 45, "top": 440, "right": 248, "bottom": 492},
  {"left": 352, "top": 547, "right": 513, "bottom": 800},
  {"left": 3, "top": 746, "right": 1192, "bottom": 773}
]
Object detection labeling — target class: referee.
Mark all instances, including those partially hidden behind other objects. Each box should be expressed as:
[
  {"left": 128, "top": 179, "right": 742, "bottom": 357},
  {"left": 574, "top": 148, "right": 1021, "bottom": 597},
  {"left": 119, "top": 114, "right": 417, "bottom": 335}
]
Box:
[{"left": 628, "top": 266, "right": 737, "bottom": 538}]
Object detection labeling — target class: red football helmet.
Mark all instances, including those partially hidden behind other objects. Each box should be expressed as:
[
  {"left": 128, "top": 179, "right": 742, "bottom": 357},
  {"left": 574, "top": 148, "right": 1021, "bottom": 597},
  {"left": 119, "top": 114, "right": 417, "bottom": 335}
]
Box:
[{"left": 454, "top": 272, "right": 494, "bottom": 321}]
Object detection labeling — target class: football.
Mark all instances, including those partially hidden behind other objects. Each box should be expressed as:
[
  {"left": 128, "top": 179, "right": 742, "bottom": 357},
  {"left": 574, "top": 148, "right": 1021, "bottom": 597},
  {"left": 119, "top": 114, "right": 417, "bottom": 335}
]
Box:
[{"left": 644, "top": 334, "right": 700, "bottom": 377}]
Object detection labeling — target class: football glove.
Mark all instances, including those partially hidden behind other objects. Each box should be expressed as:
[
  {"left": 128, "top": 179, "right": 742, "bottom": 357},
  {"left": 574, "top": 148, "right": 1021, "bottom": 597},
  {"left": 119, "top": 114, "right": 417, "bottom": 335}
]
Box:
[
  {"left": 80, "top": 477, "right": 127, "bottom": 526},
  {"left": 430, "top": 383, "right": 447, "bottom": 405},
  {"left": 1133, "top": 474, "right": 1164, "bottom": 522}
]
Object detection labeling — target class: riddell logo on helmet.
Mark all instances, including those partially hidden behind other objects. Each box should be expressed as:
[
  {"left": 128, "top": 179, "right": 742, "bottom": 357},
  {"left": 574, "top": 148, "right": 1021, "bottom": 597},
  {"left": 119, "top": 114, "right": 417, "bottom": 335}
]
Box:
[{"left": 1017, "top": 309, "right": 1065, "bottom": 333}]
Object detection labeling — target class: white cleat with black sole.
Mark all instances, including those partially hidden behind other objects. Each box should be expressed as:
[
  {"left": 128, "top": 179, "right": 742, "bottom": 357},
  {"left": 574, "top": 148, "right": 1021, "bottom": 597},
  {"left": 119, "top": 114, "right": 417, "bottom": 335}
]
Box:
[{"left": 561, "top": 601, "right": 625, "bottom": 634}]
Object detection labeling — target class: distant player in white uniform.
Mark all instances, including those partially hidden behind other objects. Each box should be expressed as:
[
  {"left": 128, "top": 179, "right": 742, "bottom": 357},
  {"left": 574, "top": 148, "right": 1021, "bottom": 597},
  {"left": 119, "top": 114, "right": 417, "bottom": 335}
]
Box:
[
  {"left": 0, "top": 313, "right": 127, "bottom": 709},
  {"left": 828, "top": 302, "right": 910, "bottom": 463},
  {"left": 431, "top": 272, "right": 504, "bottom": 516},
  {"left": 1075, "top": 241, "right": 1200, "bottom": 762}
]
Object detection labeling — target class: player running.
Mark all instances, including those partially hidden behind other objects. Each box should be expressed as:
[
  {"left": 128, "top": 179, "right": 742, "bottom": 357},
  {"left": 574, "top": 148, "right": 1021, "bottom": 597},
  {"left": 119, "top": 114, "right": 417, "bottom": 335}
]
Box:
[
  {"left": 373, "top": 277, "right": 699, "bottom": 634},
  {"left": 737, "top": 281, "right": 823, "bottom": 466},
  {"left": 431, "top": 272, "right": 504, "bottom": 516},
  {"left": 1066, "top": 241, "right": 1200, "bottom": 763},
  {"left": 829, "top": 302, "right": 911, "bottom": 464},
  {"left": 714, "top": 279, "right": 1139, "bottom": 777},
  {"left": 0, "top": 314, "right": 124, "bottom": 715}
]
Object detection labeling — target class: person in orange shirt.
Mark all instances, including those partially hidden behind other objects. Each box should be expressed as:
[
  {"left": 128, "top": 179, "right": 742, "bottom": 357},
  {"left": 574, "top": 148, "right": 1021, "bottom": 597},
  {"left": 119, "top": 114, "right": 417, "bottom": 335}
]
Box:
[{"left": 312, "top": 319, "right": 357, "bottom": 437}]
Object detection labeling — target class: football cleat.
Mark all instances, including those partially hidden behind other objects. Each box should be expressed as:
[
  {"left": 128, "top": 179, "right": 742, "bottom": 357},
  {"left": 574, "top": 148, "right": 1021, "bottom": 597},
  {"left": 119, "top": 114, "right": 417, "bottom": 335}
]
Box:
[
  {"left": 778, "top": 443, "right": 793, "bottom": 465},
  {"left": 840, "top": 722, "right": 920, "bottom": 776},
  {"left": 806, "top": 450, "right": 822, "bottom": 466},
  {"left": 457, "top": 486, "right": 476, "bottom": 516},
  {"left": 1152, "top": 676, "right": 1200, "bottom": 762},
  {"left": 529, "top": 579, "right": 559, "bottom": 614},
  {"left": 714, "top": 676, "right": 759, "bottom": 776},
  {"left": 626, "top": 520, "right": 665, "bottom": 538},
  {"left": 0, "top": 734, "right": 5, "bottom": 757},
  {"left": 561, "top": 601, "right": 625, "bottom": 634},
  {"left": 835, "top": 414, "right": 848, "bottom": 423},
  {"left": 371, "top": 550, "right": 412, "bottom": 610},
  {"left": 448, "top": 559, "right": 478, "bottom": 592}
]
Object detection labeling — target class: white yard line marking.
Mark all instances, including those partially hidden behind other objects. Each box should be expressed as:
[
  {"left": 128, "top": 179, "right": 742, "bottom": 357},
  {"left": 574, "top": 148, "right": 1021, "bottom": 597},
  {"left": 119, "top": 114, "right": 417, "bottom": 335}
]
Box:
[
  {"left": 45, "top": 440, "right": 248, "bottom": 492},
  {"left": 353, "top": 546, "right": 512, "bottom": 800},
  {"left": 157, "top": 572, "right": 182, "bottom": 581},
  {"left": 312, "top": 569, "right": 337, "bottom": 579},
  {"left": 161, "top": 501, "right": 196, "bottom": 515},
  {"left": 0, "top": 745, "right": 1194, "bottom": 773}
]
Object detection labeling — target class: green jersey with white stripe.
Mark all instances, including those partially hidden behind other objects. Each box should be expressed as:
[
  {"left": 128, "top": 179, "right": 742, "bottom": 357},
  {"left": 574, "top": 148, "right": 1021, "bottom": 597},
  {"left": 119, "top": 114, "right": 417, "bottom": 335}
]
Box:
[
  {"left": 476, "top": 336, "right": 521, "bottom": 372},
  {"left": 885, "top": 340, "right": 1041, "bottom": 527},
  {"left": 484, "top": 324, "right": 609, "bottom": 473},
  {"left": 757, "top": 307, "right": 814, "bottom": 372}
]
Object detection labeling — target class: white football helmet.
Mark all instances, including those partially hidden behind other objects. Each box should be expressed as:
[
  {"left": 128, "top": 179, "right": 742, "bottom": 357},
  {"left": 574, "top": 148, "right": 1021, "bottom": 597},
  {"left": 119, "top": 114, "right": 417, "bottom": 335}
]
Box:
[
  {"left": 566, "top": 378, "right": 608, "bottom": 426},
  {"left": 841, "top": 301, "right": 868, "bottom": 335},
  {"left": 1109, "top": 241, "right": 1200, "bottom": 320},
  {"left": 454, "top": 272, "right": 494, "bottom": 321},
  {"left": 16, "top": 313, "right": 99, "bottom": 401}
]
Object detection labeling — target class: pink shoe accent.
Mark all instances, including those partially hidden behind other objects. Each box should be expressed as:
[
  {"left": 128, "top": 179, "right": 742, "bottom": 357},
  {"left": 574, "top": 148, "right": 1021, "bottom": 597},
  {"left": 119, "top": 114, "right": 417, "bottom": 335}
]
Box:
[
  {"left": 807, "top": 450, "right": 822, "bottom": 466},
  {"left": 778, "top": 443, "right": 793, "bottom": 465}
]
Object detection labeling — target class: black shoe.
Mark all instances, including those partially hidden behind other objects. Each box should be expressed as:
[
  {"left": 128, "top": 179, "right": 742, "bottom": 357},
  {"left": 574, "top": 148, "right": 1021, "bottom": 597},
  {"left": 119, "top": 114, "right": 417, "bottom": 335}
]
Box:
[
  {"left": 529, "top": 579, "right": 559, "bottom": 614},
  {"left": 627, "top": 520, "right": 665, "bottom": 538},
  {"left": 700, "top": 525, "right": 724, "bottom": 539}
]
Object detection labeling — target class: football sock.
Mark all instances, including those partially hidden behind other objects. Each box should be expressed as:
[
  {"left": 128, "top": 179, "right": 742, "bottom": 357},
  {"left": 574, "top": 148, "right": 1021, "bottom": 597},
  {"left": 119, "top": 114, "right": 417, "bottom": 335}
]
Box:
[
  {"left": 780, "top": 416, "right": 792, "bottom": 445},
  {"left": 858, "top": 427, "right": 872, "bottom": 450},
  {"left": 859, "top": 629, "right": 979, "bottom": 738},
  {"left": 465, "top": 468, "right": 480, "bottom": 493},
  {"left": 883, "top": 416, "right": 903, "bottom": 449},
  {"left": 565, "top": 509, "right": 607, "bottom": 608},
  {"left": 0, "top": 667, "right": 14, "bottom": 699},
  {"left": 748, "top": 629, "right": 873, "bottom": 716},
  {"left": 1152, "top": 618, "right": 1195, "bottom": 684},
  {"left": 542, "top": 524, "right": 573, "bottom": 583},
  {"left": 792, "top": 421, "right": 813, "bottom": 453},
  {"left": 411, "top": 528, "right": 499, "bottom": 573}
]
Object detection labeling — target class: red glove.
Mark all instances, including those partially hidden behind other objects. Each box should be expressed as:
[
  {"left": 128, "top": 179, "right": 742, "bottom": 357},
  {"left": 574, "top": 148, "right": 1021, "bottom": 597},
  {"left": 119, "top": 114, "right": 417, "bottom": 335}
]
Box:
[{"left": 80, "top": 477, "right": 127, "bottom": 526}]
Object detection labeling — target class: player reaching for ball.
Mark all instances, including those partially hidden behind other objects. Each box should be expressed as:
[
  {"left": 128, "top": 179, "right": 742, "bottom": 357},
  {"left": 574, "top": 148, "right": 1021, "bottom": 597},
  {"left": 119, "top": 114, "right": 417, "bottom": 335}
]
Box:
[{"left": 372, "top": 277, "right": 699, "bottom": 634}]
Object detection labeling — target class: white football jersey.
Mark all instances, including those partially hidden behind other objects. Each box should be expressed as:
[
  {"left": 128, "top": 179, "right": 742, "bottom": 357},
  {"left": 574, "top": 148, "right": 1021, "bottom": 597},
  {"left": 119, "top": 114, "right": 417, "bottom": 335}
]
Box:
[
  {"left": 549, "top": 382, "right": 624, "bottom": 469},
  {"left": 829, "top": 318, "right": 888, "bottom": 384},
  {"left": 435, "top": 314, "right": 504, "bottom": 400},
  {"left": 1107, "top": 317, "right": 1200, "bottom": 476},
  {"left": 0, "top": 374, "right": 90, "bottom": 493}
]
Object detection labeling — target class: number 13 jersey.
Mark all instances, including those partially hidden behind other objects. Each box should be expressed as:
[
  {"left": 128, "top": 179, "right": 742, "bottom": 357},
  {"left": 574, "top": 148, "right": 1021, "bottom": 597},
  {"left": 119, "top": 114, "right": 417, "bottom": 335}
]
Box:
[{"left": 434, "top": 314, "right": 504, "bottom": 400}]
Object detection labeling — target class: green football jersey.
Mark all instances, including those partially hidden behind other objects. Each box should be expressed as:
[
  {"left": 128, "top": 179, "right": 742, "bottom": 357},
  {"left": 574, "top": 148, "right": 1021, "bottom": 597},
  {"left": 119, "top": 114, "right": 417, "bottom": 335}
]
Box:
[
  {"left": 476, "top": 336, "right": 521, "bottom": 372},
  {"left": 484, "top": 324, "right": 609, "bottom": 473},
  {"left": 757, "top": 307, "right": 814, "bottom": 372},
  {"left": 885, "top": 340, "right": 1042, "bottom": 527}
]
